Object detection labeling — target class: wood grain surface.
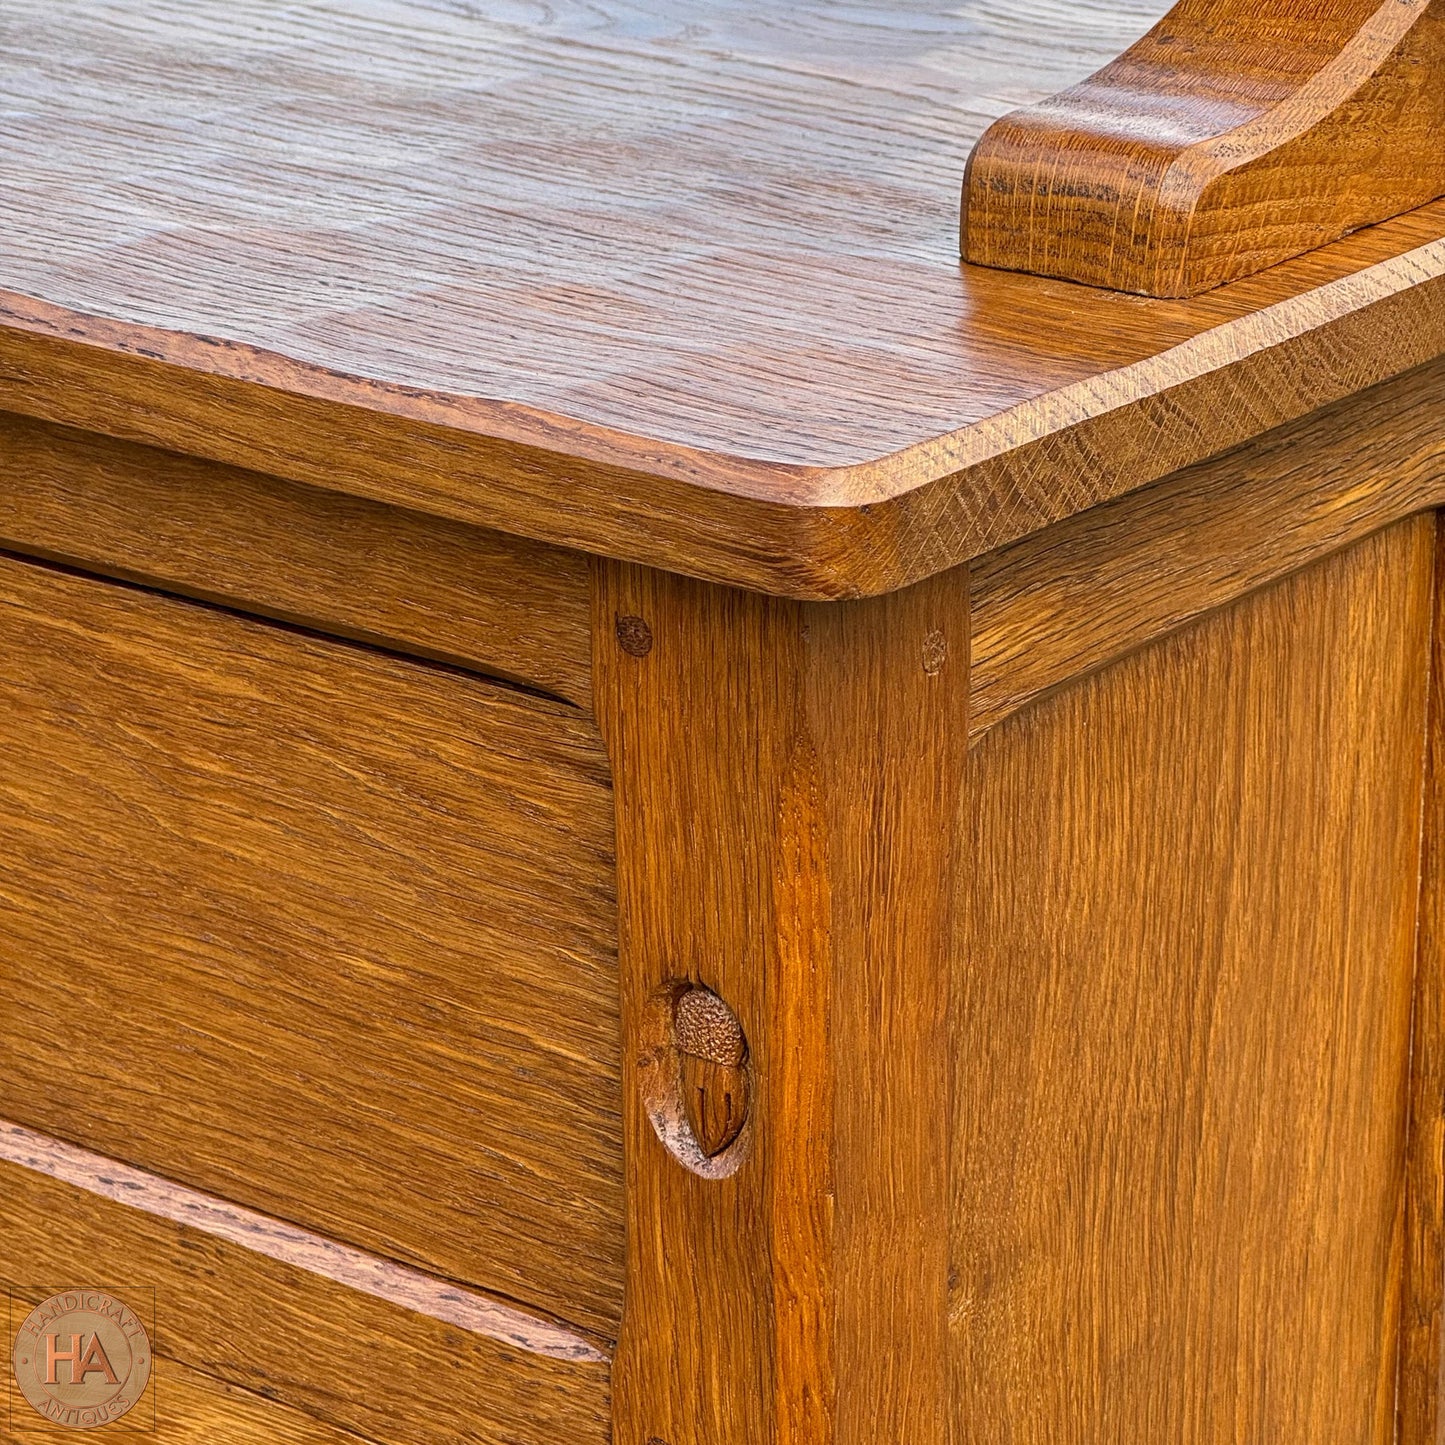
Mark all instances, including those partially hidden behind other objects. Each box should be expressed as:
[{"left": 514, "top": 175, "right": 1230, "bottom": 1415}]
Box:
[
  {"left": 0, "top": 553, "right": 623, "bottom": 1340},
  {"left": 970, "top": 356, "right": 1445, "bottom": 737},
  {"left": 1398, "top": 514, "right": 1445, "bottom": 1445},
  {"left": 0, "top": 1120, "right": 605, "bottom": 1364},
  {"left": 0, "top": 410, "right": 592, "bottom": 706},
  {"left": 4, "top": 3, "right": 1445, "bottom": 595},
  {"left": 952, "top": 519, "right": 1434, "bottom": 1443},
  {"left": 0, "top": 1144, "right": 611, "bottom": 1445},
  {"left": 963, "top": 0, "right": 1445, "bottom": 296},
  {"left": 144, "top": 1360, "right": 375, "bottom": 1445},
  {"left": 595, "top": 561, "right": 968, "bottom": 1445},
  {"left": 3, "top": 1302, "right": 380, "bottom": 1443}
]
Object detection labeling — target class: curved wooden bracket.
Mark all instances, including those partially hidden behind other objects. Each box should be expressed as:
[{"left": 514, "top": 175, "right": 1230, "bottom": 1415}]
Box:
[{"left": 961, "top": 0, "right": 1445, "bottom": 297}]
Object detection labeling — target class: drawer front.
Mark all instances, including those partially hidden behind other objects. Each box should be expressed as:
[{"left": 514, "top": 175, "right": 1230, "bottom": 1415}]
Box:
[
  {"left": 0, "top": 553, "right": 622, "bottom": 1339},
  {"left": 0, "top": 409, "right": 594, "bottom": 707},
  {"left": 0, "top": 1137, "right": 610, "bottom": 1445}
]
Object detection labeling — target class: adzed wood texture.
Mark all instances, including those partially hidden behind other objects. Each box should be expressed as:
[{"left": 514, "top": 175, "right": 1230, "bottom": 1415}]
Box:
[
  {"left": 145, "top": 1360, "right": 374, "bottom": 1445},
  {"left": 962, "top": 0, "right": 1445, "bottom": 296},
  {"left": 595, "top": 561, "right": 969, "bottom": 1445},
  {"left": 142, "top": 1359, "right": 374, "bottom": 1445},
  {"left": 3, "top": 3, "right": 1445, "bottom": 1443},
  {"left": 0, "top": 551, "right": 623, "bottom": 1341},
  {"left": 952, "top": 519, "right": 1434, "bottom": 1444},
  {"left": 0, "top": 1120, "right": 605, "bottom": 1365},
  {"left": 3, "top": 2, "right": 1445, "bottom": 594}
]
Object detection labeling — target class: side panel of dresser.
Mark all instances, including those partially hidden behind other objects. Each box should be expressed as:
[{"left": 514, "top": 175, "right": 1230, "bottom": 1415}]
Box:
[
  {"left": 595, "top": 516, "right": 1445, "bottom": 1442},
  {"left": 0, "top": 552, "right": 623, "bottom": 1341},
  {"left": 971, "top": 355, "right": 1445, "bottom": 739},
  {"left": 1400, "top": 514, "right": 1445, "bottom": 1445},
  {"left": 952, "top": 518, "right": 1435, "bottom": 1444}
]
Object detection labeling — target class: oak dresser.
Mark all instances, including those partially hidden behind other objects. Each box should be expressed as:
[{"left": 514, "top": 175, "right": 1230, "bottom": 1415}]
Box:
[{"left": 2, "top": 1, "right": 1445, "bottom": 1442}]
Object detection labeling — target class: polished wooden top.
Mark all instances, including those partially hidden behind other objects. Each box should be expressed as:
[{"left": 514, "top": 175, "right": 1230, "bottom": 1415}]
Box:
[{"left": 3, "top": 0, "right": 1444, "bottom": 595}]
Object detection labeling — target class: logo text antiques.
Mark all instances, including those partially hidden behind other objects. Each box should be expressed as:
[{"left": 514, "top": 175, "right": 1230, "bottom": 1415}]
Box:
[{"left": 9, "top": 1289, "right": 154, "bottom": 1432}]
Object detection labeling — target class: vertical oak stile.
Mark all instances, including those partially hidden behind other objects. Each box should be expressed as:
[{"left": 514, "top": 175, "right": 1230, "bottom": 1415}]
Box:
[
  {"left": 593, "top": 560, "right": 969, "bottom": 1445},
  {"left": 1401, "top": 514, "right": 1445, "bottom": 1445}
]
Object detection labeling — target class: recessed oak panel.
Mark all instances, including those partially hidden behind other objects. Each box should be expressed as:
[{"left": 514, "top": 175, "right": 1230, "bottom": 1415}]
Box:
[
  {"left": 952, "top": 518, "right": 1433, "bottom": 1443},
  {"left": 0, "top": 554, "right": 622, "bottom": 1338}
]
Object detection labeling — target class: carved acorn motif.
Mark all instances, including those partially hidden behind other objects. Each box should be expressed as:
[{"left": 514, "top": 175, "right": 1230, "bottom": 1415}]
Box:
[{"left": 672, "top": 988, "right": 749, "bottom": 1159}]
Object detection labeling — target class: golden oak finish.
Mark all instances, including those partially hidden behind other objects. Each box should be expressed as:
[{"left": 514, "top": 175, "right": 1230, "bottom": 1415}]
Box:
[
  {"left": 952, "top": 520, "right": 1434, "bottom": 1444},
  {"left": 0, "top": 410, "right": 592, "bottom": 705},
  {"left": 970, "top": 357, "right": 1445, "bottom": 737},
  {"left": 148, "top": 1360, "right": 376, "bottom": 1445},
  {"left": 1399, "top": 516, "right": 1445, "bottom": 1444},
  {"left": 963, "top": 0, "right": 1445, "bottom": 296},
  {"left": 0, "top": 1149, "right": 611, "bottom": 1445},
  {"left": 148, "top": 1361, "right": 376, "bottom": 1445},
  {"left": 0, "top": 553, "right": 622, "bottom": 1340},
  {"left": 595, "top": 562, "right": 968, "bottom": 1445},
  {"left": 4, "top": 4, "right": 1445, "bottom": 594},
  {"left": 3, "top": 4, "right": 1445, "bottom": 1442},
  {"left": 0, "top": 1119, "right": 604, "bottom": 1366},
  {"left": 2, "top": 219, "right": 1440, "bottom": 598}
]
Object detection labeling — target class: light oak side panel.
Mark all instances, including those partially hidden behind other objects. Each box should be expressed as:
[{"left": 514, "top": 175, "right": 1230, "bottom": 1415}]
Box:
[
  {"left": 0, "top": 410, "right": 592, "bottom": 705},
  {"left": 970, "top": 356, "right": 1445, "bottom": 739},
  {"left": 595, "top": 562, "right": 968, "bottom": 1445},
  {"left": 0, "top": 555, "right": 622, "bottom": 1339},
  {"left": 1399, "top": 514, "right": 1445, "bottom": 1444},
  {"left": 952, "top": 519, "right": 1433, "bottom": 1444},
  {"left": 0, "top": 1154, "right": 610, "bottom": 1445}
]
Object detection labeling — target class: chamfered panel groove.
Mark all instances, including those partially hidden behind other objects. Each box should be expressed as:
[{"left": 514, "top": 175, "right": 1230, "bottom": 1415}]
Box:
[
  {"left": 952, "top": 518, "right": 1434, "bottom": 1443},
  {"left": 0, "top": 543, "right": 577, "bottom": 711}
]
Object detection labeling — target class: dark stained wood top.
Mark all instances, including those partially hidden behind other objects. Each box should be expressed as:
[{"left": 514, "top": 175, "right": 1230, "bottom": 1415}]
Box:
[{"left": 4, "top": 0, "right": 1445, "bottom": 596}]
